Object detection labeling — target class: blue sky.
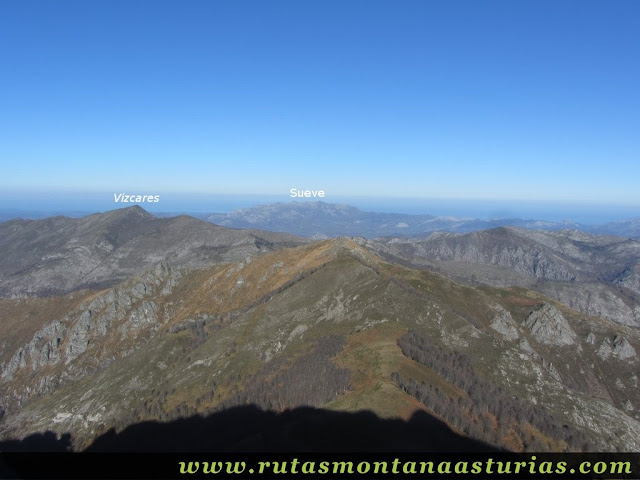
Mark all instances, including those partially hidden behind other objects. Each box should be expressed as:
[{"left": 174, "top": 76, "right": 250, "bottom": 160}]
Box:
[{"left": 1, "top": 0, "right": 639, "bottom": 208}]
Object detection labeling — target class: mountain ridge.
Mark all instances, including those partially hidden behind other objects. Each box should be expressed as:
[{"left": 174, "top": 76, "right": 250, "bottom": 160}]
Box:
[
  {"left": 366, "top": 226, "right": 640, "bottom": 328},
  {"left": 0, "top": 206, "right": 307, "bottom": 297}
]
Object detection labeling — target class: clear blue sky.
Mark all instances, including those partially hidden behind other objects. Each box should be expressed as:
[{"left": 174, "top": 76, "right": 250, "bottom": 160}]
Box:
[{"left": 1, "top": 0, "right": 639, "bottom": 205}]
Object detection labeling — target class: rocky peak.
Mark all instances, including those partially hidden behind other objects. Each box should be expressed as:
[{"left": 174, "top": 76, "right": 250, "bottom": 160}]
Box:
[
  {"left": 111, "top": 205, "right": 152, "bottom": 218},
  {"left": 523, "top": 303, "right": 577, "bottom": 346}
]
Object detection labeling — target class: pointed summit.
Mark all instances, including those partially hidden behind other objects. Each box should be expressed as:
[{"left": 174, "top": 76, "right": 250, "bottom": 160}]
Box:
[{"left": 103, "top": 205, "right": 154, "bottom": 220}]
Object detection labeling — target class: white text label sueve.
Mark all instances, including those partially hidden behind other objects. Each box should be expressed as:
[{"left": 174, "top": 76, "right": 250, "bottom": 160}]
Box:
[{"left": 290, "top": 188, "right": 325, "bottom": 198}]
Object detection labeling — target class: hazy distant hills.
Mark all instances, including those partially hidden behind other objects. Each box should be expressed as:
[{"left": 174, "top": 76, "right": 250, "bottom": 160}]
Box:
[
  {"left": 203, "top": 201, "right": 621, "bottom": 238},
  {"left": 204, "top": 201, "right": 437, "bottom": 238},
  {"left": 590, "top": 217, "right": 640, "bottom": 238},
  {"left": 0, "top": 205, "right": 305, "bottom": 297},
  {"left": 0, "top": 209, "right": 90, "bottom": 223}
]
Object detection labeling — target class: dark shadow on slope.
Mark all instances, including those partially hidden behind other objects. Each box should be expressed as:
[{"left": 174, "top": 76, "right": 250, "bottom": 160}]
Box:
[
  {"left": 0, "top": 431, "right": 72, "bottom": 452},
  {"left": 80, "top": 405, "right": 499, "bottom": 452}
]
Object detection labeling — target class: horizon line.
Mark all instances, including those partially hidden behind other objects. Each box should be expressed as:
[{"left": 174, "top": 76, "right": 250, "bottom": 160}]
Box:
[{"left": 2, "top": 187, "right": 640, "bottom": 208}]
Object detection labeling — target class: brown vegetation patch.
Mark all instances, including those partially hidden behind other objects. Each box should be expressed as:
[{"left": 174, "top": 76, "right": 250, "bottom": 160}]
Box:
[{"left": 504, "top": 295, "right": 539, "bottom": 306}]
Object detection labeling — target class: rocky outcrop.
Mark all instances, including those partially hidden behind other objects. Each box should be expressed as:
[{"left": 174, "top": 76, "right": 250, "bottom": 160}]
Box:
[
  {"left": 612, "top": 335, "right": 636, "bottom": 360},
  {"left": 598, "top": 335, "right": 637, "bottom": 362},
  {"left": 523, "top": 303, "right": 577, "bottom": 346},
  {"left": 490, "top": 306, "right": 519, "bottom": 341},
  {"left": 518, "top": 337, "right": 538, "bottom": 358}
]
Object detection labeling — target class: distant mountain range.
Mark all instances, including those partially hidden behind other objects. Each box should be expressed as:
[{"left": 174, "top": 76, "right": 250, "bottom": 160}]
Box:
[
  {"left": 3, "top": 201, "right": 639, "bottom": 238},
  {"left": 592, "top": 217, "right": 640, "bottom": 238},
  {"left": 1, "top": 206, "right": 639, "bottom": 456},
  {"left": 200, "top": 202, "right": 578, "bottom": 238},
  {"left": 201, "top": 201, "right": 640, "bottom": 239}
]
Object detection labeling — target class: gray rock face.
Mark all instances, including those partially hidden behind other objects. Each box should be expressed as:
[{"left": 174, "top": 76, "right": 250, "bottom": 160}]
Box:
[
  {"left": 126, "top": 301, "right": 158, "bottom": 330},
  {"left": 524, "top": 303, "right": 577, "bottom": 346},
  {"left": 65, "top": 310, "right": 93, "bottom": 363},
  {"left": 518, "top": 337, "right": 537, "bottom": 357},
  {"left": 0, "top": 260, "right": 178, "bottom": 411},
  {"left": 537, "top": 282, "right": 640, "bottom": 328},
  {"left": 490, "top": 306, "right": 519, "bottom": 341},
  {"left": 613, "top": 336, "right": 636, "bottom": 360}
]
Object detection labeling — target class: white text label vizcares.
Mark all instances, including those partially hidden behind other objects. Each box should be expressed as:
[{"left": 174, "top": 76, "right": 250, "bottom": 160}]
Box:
[{"left": 114, "top": 194, "right": 160, "bottom": 203}]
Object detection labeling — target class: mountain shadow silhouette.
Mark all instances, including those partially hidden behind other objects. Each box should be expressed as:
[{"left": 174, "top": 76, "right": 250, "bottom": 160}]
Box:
[
  {"left": 0, "top": 405, "right": 500, "bottom": 453},
  {"left": 84, "top": 405, "right": 499, "bottom": 452},
  {"left": 0, "top": 431, "right": 72, "bottom": 452}
]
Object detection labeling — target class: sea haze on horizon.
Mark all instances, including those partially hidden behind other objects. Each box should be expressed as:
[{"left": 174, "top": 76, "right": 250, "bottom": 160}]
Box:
[{"left": 0, "top": 190, "right": 638, "bottom": 225}]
